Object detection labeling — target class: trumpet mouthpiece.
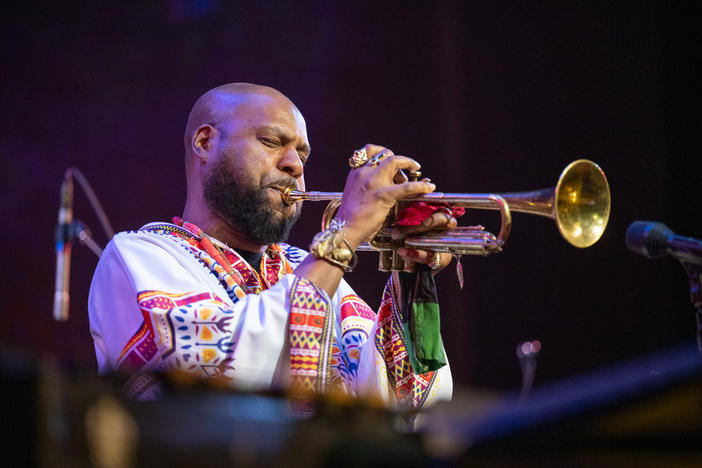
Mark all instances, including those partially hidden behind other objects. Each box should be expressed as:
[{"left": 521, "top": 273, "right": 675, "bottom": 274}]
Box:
[{"left": 279, "top": 186, "right": 298, "bottom": 206}]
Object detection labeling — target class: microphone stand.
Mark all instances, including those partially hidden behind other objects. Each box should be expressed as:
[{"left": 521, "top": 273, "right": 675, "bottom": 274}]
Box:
[
  {"left": 670, "top": 246, "right": 702, "bottom": 353},
  {"left": 624, "top": 221, "right": 702, "bottom": 353},
  {"left": 680, "top": 262, "right": 702, "bottom": 352},
  {"left": 70, "top": 220, "right": 104, "bottom": 258},
  {"left": 53, "top": 168, "right": 114, "bottom": 321},
  {"left": 517, "top": 340, "right": 541, "bottom": 402}
]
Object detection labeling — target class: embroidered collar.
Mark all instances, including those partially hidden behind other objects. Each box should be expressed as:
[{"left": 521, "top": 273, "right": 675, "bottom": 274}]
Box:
[{"left": 142, "top": 218, "right": 293, "bottom": 295}]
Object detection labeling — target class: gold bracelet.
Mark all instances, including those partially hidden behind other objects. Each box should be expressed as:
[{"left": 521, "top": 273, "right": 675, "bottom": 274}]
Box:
[{"left": 309, "top": 219, "right": 358, "bottom": 272}]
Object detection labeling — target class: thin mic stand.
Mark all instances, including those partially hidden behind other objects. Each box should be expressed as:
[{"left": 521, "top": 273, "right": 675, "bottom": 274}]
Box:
[
  {"left": 517, "top": 340, "right": 541, "bottom": 402},
  {"left": 66, "top": 167, "right": 115, "bottom": 243},
  {"left": 668, "top": 248, "right": 702, "bottom": 353},
  {"left": 680, "top": 262, "right": 702, "bottom": 352},
  {"left": 624, "top": 221, "right": 702, "bottom": 354},
  {"left": 53, "top": 167, "right": 114, "bottom": 321},
  {"left": 70, "top": 220, "right": 104, "bottom": 258}
]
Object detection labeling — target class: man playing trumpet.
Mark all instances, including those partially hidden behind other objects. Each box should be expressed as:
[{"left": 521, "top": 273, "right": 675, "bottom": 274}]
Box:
[{"left": 88, "top": 83, "right": 455, "bottom": 410}]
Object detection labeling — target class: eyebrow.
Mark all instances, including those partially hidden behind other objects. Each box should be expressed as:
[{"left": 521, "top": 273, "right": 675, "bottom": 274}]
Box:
[{"left": 262, "top": 125, "right": 311, "bottom": 156}]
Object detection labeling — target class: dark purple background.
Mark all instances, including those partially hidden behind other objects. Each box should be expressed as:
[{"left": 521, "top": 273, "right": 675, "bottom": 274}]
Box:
[{"left": 1, "top": 1, "right": 700, "bottom": 391}]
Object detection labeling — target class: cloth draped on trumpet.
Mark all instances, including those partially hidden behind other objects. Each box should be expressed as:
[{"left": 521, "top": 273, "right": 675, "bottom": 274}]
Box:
[{"left": 88, "top": 221, "right": 452, "bottom": 410}]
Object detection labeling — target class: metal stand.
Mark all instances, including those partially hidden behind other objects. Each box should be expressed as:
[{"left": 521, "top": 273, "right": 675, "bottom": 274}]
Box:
[
  {"left": 681, "top": 262, "right": 702, "bottom": 352},
  {"left": 516, "top": 340, "right": 541, "bottom": 402},
  {"left": 53, "top": 167, "right": 113, "bottom": 321},
  {"left": 72, "top": 220, "right": 103, "bottom": 258}
]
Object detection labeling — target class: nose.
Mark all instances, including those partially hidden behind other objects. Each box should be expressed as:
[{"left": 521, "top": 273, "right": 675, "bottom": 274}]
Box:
[{"left": 278, "top": 146, "right": 304, "bottom": 179}]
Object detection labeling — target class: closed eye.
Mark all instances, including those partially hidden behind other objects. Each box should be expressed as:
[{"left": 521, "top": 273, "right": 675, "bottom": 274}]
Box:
[
  {"left": 258, "top": 133, "right": 309, "bottom": 165},
  {"left": 259, "top": 137, "right": 279, "bottom": 147}
]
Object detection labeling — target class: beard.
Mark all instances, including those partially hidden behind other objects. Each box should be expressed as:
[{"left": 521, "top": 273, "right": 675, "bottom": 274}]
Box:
[{"left": 203, "top": 157, "right": 301, "bottom": 245}]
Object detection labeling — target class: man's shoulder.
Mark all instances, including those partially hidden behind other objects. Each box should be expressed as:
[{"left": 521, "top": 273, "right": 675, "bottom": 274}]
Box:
[
  {"left": 107, "top": 222, "right": 195, "bottom": 253},
  {"left": 138, "top": 221, "right": 194, "bottom": 237}
]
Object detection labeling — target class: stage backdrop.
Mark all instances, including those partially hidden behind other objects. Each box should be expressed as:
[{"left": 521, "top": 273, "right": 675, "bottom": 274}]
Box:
[{"left": 1, "top": 1, "right": 700, "bottom": 390}]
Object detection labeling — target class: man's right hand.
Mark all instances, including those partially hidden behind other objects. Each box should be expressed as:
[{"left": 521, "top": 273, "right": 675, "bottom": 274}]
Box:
[{"left": 335, "top": 144, "right": 437, "bottom": 250}]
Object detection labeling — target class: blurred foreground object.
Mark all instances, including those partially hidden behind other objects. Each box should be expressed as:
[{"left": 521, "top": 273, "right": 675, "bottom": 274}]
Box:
[{"left": 2, "top": 339, "right": 700, "bottom": 467}]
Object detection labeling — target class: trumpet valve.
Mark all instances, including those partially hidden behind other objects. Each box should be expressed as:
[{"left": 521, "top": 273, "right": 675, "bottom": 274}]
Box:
[{"left": 407, "top": 170, "right": 422, "bottom": 182}]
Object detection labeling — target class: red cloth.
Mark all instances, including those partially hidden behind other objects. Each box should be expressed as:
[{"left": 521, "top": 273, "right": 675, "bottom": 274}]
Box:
[{"left": 394, "top": 202, "right": 465, "bottom": 226}]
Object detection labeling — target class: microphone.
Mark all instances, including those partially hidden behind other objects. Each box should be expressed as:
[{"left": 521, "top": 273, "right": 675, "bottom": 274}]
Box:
[
  {"left": 625, "top": 221, "right": 702, "bottom": 265},
  {"left": 53, "top": 172, "right": 74, "bottom": 321}
]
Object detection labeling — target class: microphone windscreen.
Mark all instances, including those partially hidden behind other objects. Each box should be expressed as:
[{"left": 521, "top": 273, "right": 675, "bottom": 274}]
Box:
[{"left": 625, "top": 221, "right": 672, "bottom": 258}]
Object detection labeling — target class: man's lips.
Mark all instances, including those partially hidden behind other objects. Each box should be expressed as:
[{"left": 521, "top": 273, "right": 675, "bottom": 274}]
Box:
[
  {"left": 265, "top": 185, "right": 298, "bottom": 210},
  {"left": 267, "top": 184, "right": 299, "bottom": 203},
  {"left": 267, "top": 183, "right": 297, "bottom": 192}
]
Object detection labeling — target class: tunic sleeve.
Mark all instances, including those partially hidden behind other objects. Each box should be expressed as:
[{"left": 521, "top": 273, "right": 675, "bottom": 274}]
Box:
[{"left": 332, "top": 276, "right": 453, "bottom": 410}]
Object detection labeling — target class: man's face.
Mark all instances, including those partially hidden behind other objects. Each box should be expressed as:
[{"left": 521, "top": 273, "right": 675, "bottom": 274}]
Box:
[{"left": 203, "top": 93, "right": 309, "bottom": 245}]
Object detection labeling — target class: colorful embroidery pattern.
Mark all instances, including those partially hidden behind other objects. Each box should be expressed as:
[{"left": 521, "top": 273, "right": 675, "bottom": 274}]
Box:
[
  {"left": 118, "top": 290, "right": 237, "bottom": 398},
  {"left": 139, "top": 224, "right": 249, "bottom": 302},
  {"left": 112, "top": 223, "right": 443, "bottom": 407},
  {"left": 330, "top": 295, "right": 376, "bottom": 388},
  {"left": 289, "top": 277, "right": 333, "bottom": 393},
  {"left": 118, "top": 225, "right": 302, "bottom": 398},
  {"left": 217, "top": 243, "right": 292, "bottom": 293},
  {"left": 137, "top": 223, "right": 200, "bottom": 249},
  {"left": 279, "top": 243, "right": 308, "bottom": 265},
  {"left": 375, "top": 280, "right": 437, "bottom": 409},
  {"left": 196, "top": 250, "right": 248, "bottom": 302},
  {"left": 140, "top": 223, "right": 296, "bottom": 299}
]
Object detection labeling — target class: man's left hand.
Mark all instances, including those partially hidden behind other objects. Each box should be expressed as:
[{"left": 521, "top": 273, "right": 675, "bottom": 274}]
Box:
[{"left": 391, "top": 210, "right": 457, "bottom": 274}]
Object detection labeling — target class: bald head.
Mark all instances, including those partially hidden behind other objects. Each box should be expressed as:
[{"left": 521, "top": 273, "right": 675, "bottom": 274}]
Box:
[
  {"left": 183, "top": 82, "right": 307, "bottom": 190},
  {"left": 184, "top": 83, "right": 297, "bottom": 151}
]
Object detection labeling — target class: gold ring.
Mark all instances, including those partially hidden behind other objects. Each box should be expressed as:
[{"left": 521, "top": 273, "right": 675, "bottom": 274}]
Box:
[
  {"left": 429, "top": 252, "right": 442, "bottom": 270},
  {"left": 440, "top": 207, "right": 453, "bottom": 222},
  {"left": 367, "top": 153, "right": 385, "bottom": 167},
  {"left": 348, "top": 148, "right": 368, "bottom": 168}
]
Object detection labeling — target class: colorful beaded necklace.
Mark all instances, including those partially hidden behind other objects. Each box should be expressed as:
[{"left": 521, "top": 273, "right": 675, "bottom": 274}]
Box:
[{"left": 171, "top": 216, "right": 293, "bottom": 295}]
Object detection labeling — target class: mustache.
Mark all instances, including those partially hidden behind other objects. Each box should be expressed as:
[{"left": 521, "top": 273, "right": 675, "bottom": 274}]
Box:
[{"left": 265, "top": 177, "right": 298, "bottom": 192}]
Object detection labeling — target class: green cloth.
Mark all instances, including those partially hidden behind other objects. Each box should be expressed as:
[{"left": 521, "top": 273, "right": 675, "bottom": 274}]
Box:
[{"left": 399, "top": 266, "right": 448, "bottom": 374}]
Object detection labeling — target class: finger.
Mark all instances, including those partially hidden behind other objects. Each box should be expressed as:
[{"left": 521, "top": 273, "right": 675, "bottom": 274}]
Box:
[
  {"left": 397, "top": 249, "right": 452, "bottom": 269},
  {"left": 379, "top": 179, "right": 435, "bottom": 202},
  {"left": 397, "top": 248, "right": 432, "bottom": 263},
  {"left": 392, "top": 215, "right": 457, "bottom": 238},
  {"left": 374, "top": 148, "right": 394, "bottom": 158},
  {"left": 375, "top": 154, "right": 421, "bottom": 178},
  {"left": 393, "top": 170, "right": 409, "bottom": 184},
  {"left": 421, "top": 211, "right": 456, "bottom": 229},
  {"left": 365, "top": 148, "right": 395, "bottom": 168},
  {"left": 360, "top": 144, "right": 393, "bottom": 159}
]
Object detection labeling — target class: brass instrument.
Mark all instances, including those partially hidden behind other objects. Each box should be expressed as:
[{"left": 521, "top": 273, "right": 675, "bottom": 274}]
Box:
[{"left": 281, "top": 159, "right": 610, "bottom": 271}]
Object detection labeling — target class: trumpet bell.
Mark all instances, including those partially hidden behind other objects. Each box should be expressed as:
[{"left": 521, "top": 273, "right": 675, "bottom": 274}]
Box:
[{"left": 554, "top": 159, "right": 610, "bottom": 248}]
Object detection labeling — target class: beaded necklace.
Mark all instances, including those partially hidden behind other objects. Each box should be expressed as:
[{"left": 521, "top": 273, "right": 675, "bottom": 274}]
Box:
[{"left": 171, "top": 216, "right": 292, "bottom": 294}]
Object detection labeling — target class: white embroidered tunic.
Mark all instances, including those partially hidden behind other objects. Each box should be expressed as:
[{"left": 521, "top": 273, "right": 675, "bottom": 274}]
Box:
[{"left": 88, "top": 222, "right": 452, "bottom": 409}]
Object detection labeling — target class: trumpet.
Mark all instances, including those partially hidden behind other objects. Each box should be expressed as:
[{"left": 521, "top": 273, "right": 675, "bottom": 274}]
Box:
[{"left": 280, "top": 159, "right": 610, "bottom": 272}]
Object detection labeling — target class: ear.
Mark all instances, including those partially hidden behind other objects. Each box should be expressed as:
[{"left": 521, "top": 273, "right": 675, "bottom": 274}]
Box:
[{"left": 192, "top": 124, "right": 217, "bottom": 163}]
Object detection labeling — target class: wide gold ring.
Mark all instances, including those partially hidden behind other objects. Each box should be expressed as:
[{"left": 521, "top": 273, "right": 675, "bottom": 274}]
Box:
[
  {"left": 348, "top": 148, "right": 368, "bottom": 168},
  {"left": 429, "top": 252, "right": 442, "bottom": 270}
]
